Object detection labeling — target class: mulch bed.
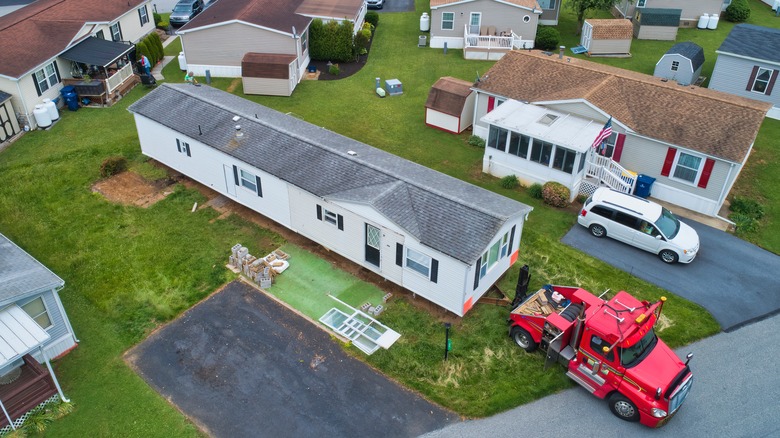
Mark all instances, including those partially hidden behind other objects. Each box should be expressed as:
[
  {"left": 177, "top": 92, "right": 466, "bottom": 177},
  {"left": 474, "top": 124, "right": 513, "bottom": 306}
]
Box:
[{"left": 306, "top": 33, "right": 374, "bottom": 81}]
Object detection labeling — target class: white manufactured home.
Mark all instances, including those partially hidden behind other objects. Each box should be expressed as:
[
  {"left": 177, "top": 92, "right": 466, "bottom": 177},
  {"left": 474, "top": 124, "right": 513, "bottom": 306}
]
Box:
[{"left": 128, "top": 84, "right": 532, "bottom": 317}]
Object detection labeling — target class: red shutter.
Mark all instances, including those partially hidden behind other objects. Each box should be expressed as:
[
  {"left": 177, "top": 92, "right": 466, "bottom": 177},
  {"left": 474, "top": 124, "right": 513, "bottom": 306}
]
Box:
[
  {"left": 766, "top": 70, "right": 779, "bottom": 96},
  {"left": 697, "top": 158, "right": 715, "bottom": 188},
  {"left": 487, "top": 96, "right": 495, "bottom": 112},
  {"left": 746, "top": 66, "right": 759, "bottom": 91},
  {"left": 612, "top": 134, "right": 626, "bottom": 162},
  {"left": 661, "top": 147, "right": 676, "bottom": 176}
]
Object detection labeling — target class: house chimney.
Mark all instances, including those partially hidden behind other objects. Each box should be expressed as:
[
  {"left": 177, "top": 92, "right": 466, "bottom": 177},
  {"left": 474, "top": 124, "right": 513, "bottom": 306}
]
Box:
[{"left": 559, "top": 46, "right": 565, "bottom": 59}]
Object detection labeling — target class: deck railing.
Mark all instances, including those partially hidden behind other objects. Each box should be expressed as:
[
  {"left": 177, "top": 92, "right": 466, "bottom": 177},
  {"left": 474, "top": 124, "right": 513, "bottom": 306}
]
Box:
[
  {"left": 463, "top": 25, "right": 517, "bottom": 49},
  {"left": 105, "top": 63, "right": 134, "bottom": 94},
  {"left": 585, "top": 152, "right": 636, "bottom": 194}
]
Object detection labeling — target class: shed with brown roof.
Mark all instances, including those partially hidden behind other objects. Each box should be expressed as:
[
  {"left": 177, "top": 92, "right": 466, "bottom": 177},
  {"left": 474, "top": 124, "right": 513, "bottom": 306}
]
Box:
[
  {"left": 580, "top": 19, "right": 632, "bottom": 56},
  {"left": 242, "top": 53, "right": 297, "bottom": 96},
  {"left": 425, "top": 77, "right": 475, "bottom": 133}
]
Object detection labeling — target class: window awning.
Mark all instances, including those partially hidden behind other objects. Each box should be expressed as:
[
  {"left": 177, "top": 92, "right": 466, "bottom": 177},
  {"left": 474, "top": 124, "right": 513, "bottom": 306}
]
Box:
[
  {"left": 0, "top": 304, "right": 50, "bottom": 369},
  {"left": 60, "top": 37, "right": 134, "bottom": 68}
]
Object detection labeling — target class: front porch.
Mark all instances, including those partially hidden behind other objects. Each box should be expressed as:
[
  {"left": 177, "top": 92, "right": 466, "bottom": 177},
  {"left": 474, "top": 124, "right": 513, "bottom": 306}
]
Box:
[
  {"left": 580, "top": 151, "right": 636, "bottom": 197},
  {"left": 62, "top": 63, "right": 140, "bottom": 107},
  {"left": 463, "top": 25, "right": 532, "bottom": 60},
  {"left": 0, "top": 355, "right": 59, "bottom": 431}
]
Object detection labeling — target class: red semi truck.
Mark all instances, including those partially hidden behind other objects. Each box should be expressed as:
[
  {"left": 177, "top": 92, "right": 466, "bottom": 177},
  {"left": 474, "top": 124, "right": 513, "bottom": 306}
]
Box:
[{"left": 508, "top": 285, "right": 693, "bottom": 427}]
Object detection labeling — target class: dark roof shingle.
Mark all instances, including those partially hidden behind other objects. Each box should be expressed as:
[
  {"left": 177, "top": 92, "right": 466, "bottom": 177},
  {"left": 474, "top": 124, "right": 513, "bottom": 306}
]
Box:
[
  {"left": 666, "top": 42, "right": 705, "bottom": 70},
  {"left": 426, "top": 76, "right": 473, "bottom": 117},
  {"left": 0, "top": 234, "right": 64, "bottom": 304},
  {"left": 717, "top": 24, "right": 780, "bottom": 65}
]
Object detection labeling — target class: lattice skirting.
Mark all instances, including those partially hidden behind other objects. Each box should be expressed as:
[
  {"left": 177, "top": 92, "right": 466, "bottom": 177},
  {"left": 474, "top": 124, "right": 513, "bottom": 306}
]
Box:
[
  {"left": 0, "top": 394, "right": 60, "bottom": 435},
  {"left": 578, "top": 180, "right": 600, "bottom": 199}
]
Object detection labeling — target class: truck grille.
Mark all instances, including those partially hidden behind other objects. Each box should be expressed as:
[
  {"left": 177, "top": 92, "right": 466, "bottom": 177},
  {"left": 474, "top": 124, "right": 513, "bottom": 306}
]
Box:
[{"left": 668, "top": 373, "right": 693, "bottom": 414}]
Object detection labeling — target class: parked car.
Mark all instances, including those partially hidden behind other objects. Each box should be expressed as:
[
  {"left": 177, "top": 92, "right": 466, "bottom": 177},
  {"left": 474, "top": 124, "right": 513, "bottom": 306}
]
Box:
[
  {"left": 577, "top": 187, "right": 700, "bottom": 264},
  {"left": 367, "top": 0, "right": 385, "bottom": 9},
  {"left": 170, "top": 0, "right": 204, "bottom": 27}
]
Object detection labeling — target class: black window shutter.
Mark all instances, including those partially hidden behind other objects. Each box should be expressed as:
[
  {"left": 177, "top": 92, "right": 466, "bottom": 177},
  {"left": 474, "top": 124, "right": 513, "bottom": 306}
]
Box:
[
  {"left": 255, "top": 175, "right": 262, "bottom": 197},
  {"left": 138, "top": 8, "right": 143, "bottom": 25},
  {"left": 766, "top": 70, "right": 778, "bottom": 96},
  {"left": 176, "top": 139, "right": 181, "bottom": 152},
  {"left": 430, "top": 259, "right": 439, "bottom": 283},
  {"left": 185, "top": 143, "right": 191, "bottom": 157},
  {"left": 337, "top": 214, "right": 344, "bottom": 230},
  {"left": 32, "top": 74, "right": 41, "bottom": 97},
  {"left": 746, "top": 66, "right": 759, "bottom": 91},
  {"left": 395, "top": 243, "right": 403, "bottom": 266},
  {"left": 473, "top": 257, "right": 481, "bottom": 290},
  {"left": 508, "top": 225, "right": 516, "bottom": 254},
  {"left": 232, "top": 165, "right": 239, "bottom": 185},
  {"left": 118, "top": 22, "right": 123, "bottom": 41},
  {"left": 52, "top": 61, "right": 61, "bottom": 83},
  {"left": 316, "top": 205, "right": 322, "bottom": 221}
]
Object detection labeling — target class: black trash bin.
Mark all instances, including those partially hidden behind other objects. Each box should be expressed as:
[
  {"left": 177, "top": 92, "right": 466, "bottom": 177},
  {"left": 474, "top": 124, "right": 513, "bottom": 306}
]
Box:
[
  {"left": 635, "top": 174, "right": 656, "bottom": 198},
  {"left": 60, "top": 85, "right": 78, "bottom": 111}
]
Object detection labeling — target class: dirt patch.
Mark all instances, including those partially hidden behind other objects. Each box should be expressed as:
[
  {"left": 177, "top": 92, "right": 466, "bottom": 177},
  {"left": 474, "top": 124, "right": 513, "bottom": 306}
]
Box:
[{"left": 92, "top": 171, "right": 176, "bottom": 208}]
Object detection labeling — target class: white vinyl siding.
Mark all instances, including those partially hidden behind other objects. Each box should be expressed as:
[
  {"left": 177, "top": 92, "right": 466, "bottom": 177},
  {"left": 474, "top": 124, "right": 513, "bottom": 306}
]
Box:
[{"left": 709, "top": 55, "right": 780, "bottom": 108}]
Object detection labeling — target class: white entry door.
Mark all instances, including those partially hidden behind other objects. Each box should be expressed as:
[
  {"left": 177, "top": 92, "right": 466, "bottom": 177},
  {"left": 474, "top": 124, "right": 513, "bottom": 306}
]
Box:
[
  {"left": 224, "top": 164, "right": 236, "bottom": 196},
  {"left": 469, "top": 12, "right": 481, "bottom": 35}
]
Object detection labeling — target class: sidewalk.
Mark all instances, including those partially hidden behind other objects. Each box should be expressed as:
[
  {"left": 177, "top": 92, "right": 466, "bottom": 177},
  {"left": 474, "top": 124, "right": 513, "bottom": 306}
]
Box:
[{"left": 151, "top": 35, "right": 180, "bottom": 81}]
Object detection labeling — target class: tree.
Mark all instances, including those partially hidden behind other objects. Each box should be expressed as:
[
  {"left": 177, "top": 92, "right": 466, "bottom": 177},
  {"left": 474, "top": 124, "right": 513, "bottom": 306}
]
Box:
[{"left": 567, "top": 0, "right": 621, "bottom": 35}]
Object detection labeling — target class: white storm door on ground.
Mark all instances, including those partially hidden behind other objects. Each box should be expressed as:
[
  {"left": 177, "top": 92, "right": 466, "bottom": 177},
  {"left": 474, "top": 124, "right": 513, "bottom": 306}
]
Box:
[{"left": 224, "top": 164, "right": 236, "bottom": 196}]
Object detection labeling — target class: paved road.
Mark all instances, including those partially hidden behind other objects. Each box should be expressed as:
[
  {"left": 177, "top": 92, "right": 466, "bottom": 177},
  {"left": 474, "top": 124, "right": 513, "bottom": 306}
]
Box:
[
  {"left": 423, "top": 312, "right": 780, "bottom": 437},
  {"left": 562, "top": 218, "right": 780, "bottom": 331},
  {"left": 127, "top": 281, "right": 456, "bottom": 438}
]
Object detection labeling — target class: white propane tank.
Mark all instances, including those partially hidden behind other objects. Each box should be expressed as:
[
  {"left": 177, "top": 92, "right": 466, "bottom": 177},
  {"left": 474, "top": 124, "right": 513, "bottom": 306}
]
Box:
[
  {"left": 178, "top": 52, "right": 187, "bottom": 71},
  {"left": 420, "top": 13, "right": 430, "bottom": 32},
  {"left": 707, "top": 13, "right": 719, "bottom": 30},
  {"left": 42, "top": 98, "right": 59, "bottom": 121},
  {"left": 697, "top": 14, "right": 709, "bottom": 29},
  {"left": 33, "top": 104, "right": 52, "bottom": 128}
]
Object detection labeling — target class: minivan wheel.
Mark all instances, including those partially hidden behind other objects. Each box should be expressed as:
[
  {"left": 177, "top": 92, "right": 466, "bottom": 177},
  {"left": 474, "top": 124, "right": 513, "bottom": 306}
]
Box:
[
  {"left": 589, "top": 224, "right": 606, "bottom": 238},
  {"left": 659, "top": 249, "right": 679, "bottom": 264}
]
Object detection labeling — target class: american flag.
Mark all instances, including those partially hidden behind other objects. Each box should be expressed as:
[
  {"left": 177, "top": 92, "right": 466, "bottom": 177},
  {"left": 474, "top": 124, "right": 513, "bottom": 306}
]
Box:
[{"left": 591, "top": 117, "right": 613, "bottom": 150}]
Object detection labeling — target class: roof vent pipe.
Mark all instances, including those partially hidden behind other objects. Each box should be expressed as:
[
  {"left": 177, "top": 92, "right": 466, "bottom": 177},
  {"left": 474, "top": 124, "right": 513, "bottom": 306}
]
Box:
[
  {"left": 235, "top": 125, "right": 243, "bottom": 138},
  {"left": 559, "top": 46, "right": 565, "bottom": 59}
]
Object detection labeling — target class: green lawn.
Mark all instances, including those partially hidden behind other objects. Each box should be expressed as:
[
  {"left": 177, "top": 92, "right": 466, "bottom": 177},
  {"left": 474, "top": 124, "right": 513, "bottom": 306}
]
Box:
[{"left": 7, "top": 0, "right": 780, "bottom": 434}]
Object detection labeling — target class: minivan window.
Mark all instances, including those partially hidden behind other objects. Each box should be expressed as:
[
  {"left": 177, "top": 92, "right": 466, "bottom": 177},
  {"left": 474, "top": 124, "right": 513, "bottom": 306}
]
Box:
[
  {"left": 654, "top": 208, "right": 680, "bottom": 238},
  {"left": 590, "top": 205, "right": 612, "bottom": 218},
  {"left": 614, "top": 211, "right": 637, "bottom": 228}
]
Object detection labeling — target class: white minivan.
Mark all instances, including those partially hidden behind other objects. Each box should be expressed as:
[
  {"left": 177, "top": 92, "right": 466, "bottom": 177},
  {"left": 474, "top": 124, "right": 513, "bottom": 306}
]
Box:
[{"left": 577, "top": 188, "right": 700, "bottom": 264}]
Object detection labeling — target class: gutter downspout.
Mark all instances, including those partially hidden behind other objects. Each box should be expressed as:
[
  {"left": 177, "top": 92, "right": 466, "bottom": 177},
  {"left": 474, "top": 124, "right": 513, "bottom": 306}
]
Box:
[
  {"left": 14, "top": 78, "right": 32, "bottom": 130},
  {"left": 41, "top": 346, "right": 70, "bottom": 403},
  {"left": 715, "top": 161, "right": 737, "bottom": 224}
]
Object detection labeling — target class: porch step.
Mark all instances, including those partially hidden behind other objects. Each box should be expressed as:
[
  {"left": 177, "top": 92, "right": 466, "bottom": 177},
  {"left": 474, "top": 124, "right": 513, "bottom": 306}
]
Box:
[
  {"left": 566, "top": 370, "right": 598, "bottom": 394},
  {"left": 0, "top": 377, "right": 57, "bottom": 427}
]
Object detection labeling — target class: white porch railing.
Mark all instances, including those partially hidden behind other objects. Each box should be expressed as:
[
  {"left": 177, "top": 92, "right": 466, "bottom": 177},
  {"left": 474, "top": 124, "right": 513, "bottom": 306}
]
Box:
[
  {"left": 585, "top": 151, "right": 636, "bottom": 194},
  {"left": 463, "top": 25, "right": 517, "bottom": 49},
  {"left": 105, "top": 63, "right": 134, "bottom": 94}
]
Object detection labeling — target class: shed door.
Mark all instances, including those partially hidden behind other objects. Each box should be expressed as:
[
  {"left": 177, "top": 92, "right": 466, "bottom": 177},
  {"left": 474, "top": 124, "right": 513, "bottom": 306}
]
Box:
[
  {"left": 0, "top": 101, "right": 17, "bottom": 142},
  {"left": 580, "top": 22, "right": 592, "bottom": 50},
  {"left": 365, "top": 223, "right": 380, "bottom": 267}
]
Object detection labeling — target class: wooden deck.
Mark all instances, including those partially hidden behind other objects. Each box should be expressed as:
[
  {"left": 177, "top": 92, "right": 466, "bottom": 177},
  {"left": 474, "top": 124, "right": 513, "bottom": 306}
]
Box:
[{"left": 0, "top": 355, "right": 57, "bottom": 428}]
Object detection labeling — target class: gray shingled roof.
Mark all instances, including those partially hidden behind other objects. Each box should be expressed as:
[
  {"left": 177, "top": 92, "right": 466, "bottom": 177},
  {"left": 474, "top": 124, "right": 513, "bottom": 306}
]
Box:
[
  {"left": 128, "top": 84, "right": 531, "bottom": 264},
  {"left": 667, "top": 42, "right": 705, "bottom": 70},
  {"left": 638, "top": 8, "right": 681, "bottom": 26},
  {"left": 717, "top": 24, "right": 780, "bottom": 65},
  {"left": 0, "top": 234, "right": 64, "bottom": 304}
]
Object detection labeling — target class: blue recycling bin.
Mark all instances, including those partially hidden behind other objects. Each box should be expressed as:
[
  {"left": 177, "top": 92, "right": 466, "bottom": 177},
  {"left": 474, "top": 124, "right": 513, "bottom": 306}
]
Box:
[
  {"left": 634, "top": 174, "right": 656, "bottom": 198},
  {"left": 60, "top": 85, "right": 78, "bottom": 111}
]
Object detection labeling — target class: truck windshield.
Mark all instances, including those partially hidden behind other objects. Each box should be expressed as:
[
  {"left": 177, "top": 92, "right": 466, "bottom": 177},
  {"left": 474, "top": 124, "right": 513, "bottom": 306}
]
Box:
[
  {"left": 654, "top": 208, "right": 680, "bottom": 239},
  {"left": 620, "top": 329, "right": 658, "bottom": 368}
]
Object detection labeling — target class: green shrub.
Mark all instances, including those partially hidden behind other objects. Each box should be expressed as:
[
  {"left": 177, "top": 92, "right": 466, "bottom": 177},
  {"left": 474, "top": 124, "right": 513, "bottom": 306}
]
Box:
[
  {"left": 730, "top": 196, "right": 764, "bottom": 220},
  {"left": 528, "top": 183, "right": 543, "bottom": 199},
  {"left": 731, "top": 213, "right": 758, "bottom": 234},
  {"left": 725, "top": 0, "right": 750, "bottom": 22},
  {"left": 468, "top": 135, "right": 485, "bottom": 148},
  {"left": 365, "top": 11, "right": 380, "bottom": 28},
  {"left": 541, "top": 181, "right": 570, "bottom": 207},
  {"left": 100, "top": 156, "right": 127, "bottom": 177},
  {"left": 153, "top": 12, "right": 162, "bottom": 25},
  {"left": 309, "top": 19, "right": 354, "bottom": 62},
  {"left": 145, "top": 32, "right": 164, "bottom": 65},
  {"left": 354, "top": 28, "right": 371, "bottom": 53},
  {"left": 500, "top": 175, "right": 519, "bottom": 189},
  {"left": 329, "top": 63, "right": 340, "bottom": 75},
  {"left": 534, "top": 26, "right": 560, "bottom": 51},
  {"left": 157, "top": 20, "right": 169, "bottom": 30}
]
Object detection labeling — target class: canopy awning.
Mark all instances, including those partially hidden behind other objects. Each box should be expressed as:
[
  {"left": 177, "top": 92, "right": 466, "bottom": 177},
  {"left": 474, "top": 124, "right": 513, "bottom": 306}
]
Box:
[
  {"left": 0, "top": 305, "right": 50, "bottom": 369},
  {"left": 60, "top": 37, "right": 134, "bottom": 68}
]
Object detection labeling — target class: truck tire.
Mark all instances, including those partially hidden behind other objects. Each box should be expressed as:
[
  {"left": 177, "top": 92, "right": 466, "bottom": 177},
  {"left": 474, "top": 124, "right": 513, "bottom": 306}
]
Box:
[
  {"left": 608, "top": 392, "right": 640, "bottom": 422},
  {"left": 560, "top": 304, "right": 582, "bottom": 322},
  {"left": 510, "top": 326, "right": 538, "bottom": 352}
]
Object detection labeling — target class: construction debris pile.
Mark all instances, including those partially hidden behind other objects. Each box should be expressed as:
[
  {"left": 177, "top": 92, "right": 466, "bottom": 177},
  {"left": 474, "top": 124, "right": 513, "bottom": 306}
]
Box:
[{"left": 228, "top": 243, "right": 290, "bottom": 288}]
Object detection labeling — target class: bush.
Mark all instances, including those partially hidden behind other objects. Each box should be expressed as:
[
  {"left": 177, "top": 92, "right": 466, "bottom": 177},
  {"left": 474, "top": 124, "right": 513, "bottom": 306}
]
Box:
[
  {"left": 354, "top": 28, "right": 371, "bottom": 54},
  {"left": 100, "top": 156, "right": 127, "bottom": 177},
  {"left": 309, "top": 19, "right": 354, "bottom": 62},
  {"left": 730, "top": 196, "right": 764, "bottom": 220},
  {"left": 725, "top": 0, "right": 750, "bottom": 22},
  {"left": 153, "top": 12, "right": 162, "bottom": 25},
  {"left": 500, "top": 175, "right": 519, "bottom": 189},
  {"left": 534, "top": 26, "right": 560, "bottom": 51},
  {"left": 541, "top": 181, "right": 570, "bottom": 207},
  {"left": 146, "top": 32, "right": 164, "bottom": 64},
  {"left": 157, "top": 20, "right": 169, "bottom": 30},
  {"left": 467, "top": 135, "right": 485, "bottom": 148},
  {"left": 731, "top": 213, "right": 759, "bottom": 234},
  {"left": 329, "top": 64, "right": 340, "bottom": 75},
  {"left": 528, "top": 183, "right": 543, "bottom": 199},
  {"left": 365, "top": 11, "right": 380, "bottom": 28}
]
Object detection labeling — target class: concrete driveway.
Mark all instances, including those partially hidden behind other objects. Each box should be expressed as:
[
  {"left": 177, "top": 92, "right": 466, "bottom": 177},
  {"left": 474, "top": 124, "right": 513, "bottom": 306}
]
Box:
[
  {"left": 562, "top": 218, "right": 780, "bottom": 331},
  {"left": 126, "top": 281, "right": 455, "bottom": 438}
]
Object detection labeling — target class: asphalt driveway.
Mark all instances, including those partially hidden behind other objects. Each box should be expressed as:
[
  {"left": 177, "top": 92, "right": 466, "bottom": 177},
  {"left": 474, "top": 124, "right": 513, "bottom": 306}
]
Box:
[
  {"left": 126, "top": 281, "right": 456, "bottom": 438},
  {"left": 377, "top": 0, "right": 415, "bottom": 13},
  {"left": 562, "top": 218, "right": 780, "bottom": 332}
]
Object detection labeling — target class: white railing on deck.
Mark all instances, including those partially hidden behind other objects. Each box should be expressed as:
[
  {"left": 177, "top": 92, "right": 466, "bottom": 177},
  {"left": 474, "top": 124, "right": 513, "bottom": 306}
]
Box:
[
  {"left": 105, "top": 63, "right": 134, "bottom": 94},
  {"left": 585, "top": 152, "right": 636, "bottom": 194},
  {"left": 463, "top": 25, "right": 515, "bottom": 49}
]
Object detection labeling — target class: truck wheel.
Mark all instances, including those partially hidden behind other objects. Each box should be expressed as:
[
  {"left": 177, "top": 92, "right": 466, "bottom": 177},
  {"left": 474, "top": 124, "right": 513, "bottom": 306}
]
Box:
[
  {"left": 511, "top": 326, "right": 538, "bottom": 352},
  {"left": 608, "top": 393, "right": 640, "bottom": 422},
  {"left": 659, "top": 249, "right": 679, "bottom": 264},
  {"left": 589, "top": 224, "right": 606, "bottom": 238}
]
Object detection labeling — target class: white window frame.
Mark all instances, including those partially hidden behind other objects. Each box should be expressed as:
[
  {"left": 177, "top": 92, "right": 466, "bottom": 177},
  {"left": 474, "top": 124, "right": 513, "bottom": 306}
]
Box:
[
  {"left": 110, "top": 22, "right": 122, "bottom": 41},
  {"left": 441, "top": 12, "right": 454, "bottom": 31},
  {"left": 751, "top": 67, "right": 773, "bottom": 94},
  {"left": 500, "top": 232, "right": 509, "bottom": 258},
  {"left": 538, "top": 0, "right": 556, "bottom": 10},
  {"left": 406, "top": 247, "right": 432, "bottom": 278},
  {"left": 323, "top": 208, "right": 338, "bottom": 226},
  {"left": 239, "top": 168, "right": 258, "bottom": 193},
  {"left": 138, "top": 5, "right": 149, "bottom": 26},
  {"left": 637, "top": 0, "right": 647, "bottom": 7},
  {"left": 34, "top": 62, "right": 60, "bottom": 93},
  {"left": 22, "top": 296, "right": 53, "bottom": 330},
  {"left": 671, "top": 151, "right": 704, "bottom": 185},
  {"left": 671, "top": 60, "right": 679, "bottom": 71}
]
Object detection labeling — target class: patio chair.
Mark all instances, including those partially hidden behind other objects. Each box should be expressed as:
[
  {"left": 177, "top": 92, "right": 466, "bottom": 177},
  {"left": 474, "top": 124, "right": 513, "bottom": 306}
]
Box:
[{"left": 487, "top": 25, "right": 497, "bottom": 36}]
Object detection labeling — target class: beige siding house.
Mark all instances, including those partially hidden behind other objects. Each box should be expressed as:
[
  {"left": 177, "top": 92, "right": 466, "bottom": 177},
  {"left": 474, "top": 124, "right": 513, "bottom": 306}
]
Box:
[{"left": 471, "top": 50, "right": 770, "bottom": 217}]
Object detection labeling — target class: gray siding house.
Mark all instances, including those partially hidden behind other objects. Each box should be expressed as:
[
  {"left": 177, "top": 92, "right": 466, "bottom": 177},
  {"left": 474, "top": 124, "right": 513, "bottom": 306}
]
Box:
[
  {"left": 128, "top": 84, "right": 532, "bottom": 317},
  {"left": 613, "top": 0, "right": 723, "bottom": 27},
  {"left": 654, "top": 42, "right": 705, "bottom": 86},
  {"left": 709, "top": 24, "right": 780, "bottom": 120}
]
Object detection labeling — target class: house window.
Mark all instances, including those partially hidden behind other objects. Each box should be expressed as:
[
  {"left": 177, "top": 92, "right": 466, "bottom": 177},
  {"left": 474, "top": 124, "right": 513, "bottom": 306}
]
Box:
[
  {"left": 110, "top": 22, "right": 122, "bottom": 42},
  {"left": 538, "top": 0, "right": 556, "bottom": 9},
  {"left": 507, "top": 132, "right": 530, "bottom": 158},
  {"left": 176, "top": 139, "right": 191, "bottom": 156},
  {"left": 96, "top": 30, "right": 105, "bottom": 39},
  {"left": 33, "top": 62, "right": 60, "bottom": 95},
  {"left": 637, "top": 0, "right": 647, "bottom": 7},
  {"left": 323, "top": 208, "right": 338, "bottom": 226},
  {"left": 751, "top": 67, "right": 772, "bottom": 94},
  {"left": 138, "top": 5, "right": 149, "bottom": 26},
  {"left": 487, "top": 126, "right": 508, "bottom": 151},
  {"left": 552, "top": 146, "right": 576, "bottom": 174},
  {"left": 479, "top": 239, "right": 503, "bottom": 278},
  {"left": 500, "top": 232, "right": 509, "bottom": 258},
  {"left": 22, "top": 297, "right": 53, "bottom": 329},
  {"left": 597, "top": 132, "right": 618, "bottom": 158},
  {"left": 673, "top": 152, "right": 703, "bottom": 184},
  {"left": 671, "top": 61, "right": 679, "bottom": 71},
  {"left": 529, "top": 139, "right": 553, "bottom": 166},
  {"left": 406, "top": 248, "right": 431, "bottom": 278},
  {"left": 301, "top": 31, "right": 308, "bottom": 52},
  {"left": 442, "top": 12, "right": 454, "bottom": 30},
  {"left": 240, "top": 169, "right": 258, "bottom": 192}
]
